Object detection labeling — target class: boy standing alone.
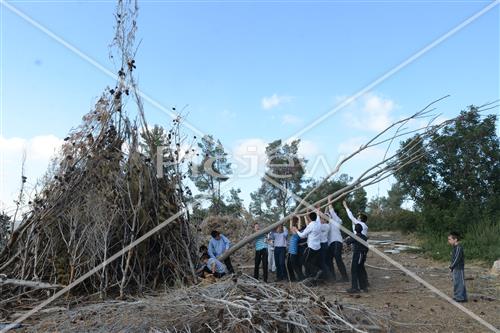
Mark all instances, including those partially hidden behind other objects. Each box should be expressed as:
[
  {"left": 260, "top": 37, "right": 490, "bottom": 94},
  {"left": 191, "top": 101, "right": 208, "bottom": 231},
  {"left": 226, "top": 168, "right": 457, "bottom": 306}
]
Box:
[{"left": 448, "top": 232, "right": 467, "bottom": 302}]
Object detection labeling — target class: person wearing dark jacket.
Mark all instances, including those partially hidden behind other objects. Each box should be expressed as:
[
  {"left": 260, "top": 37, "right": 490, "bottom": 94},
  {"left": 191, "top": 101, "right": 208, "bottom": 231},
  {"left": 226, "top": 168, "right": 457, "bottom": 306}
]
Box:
[
  {"left": 345, "top": 224, "right": 368, "bottom": 293},
  {"left": 448, "top": 232, "right": 467, "bottom": 302}
]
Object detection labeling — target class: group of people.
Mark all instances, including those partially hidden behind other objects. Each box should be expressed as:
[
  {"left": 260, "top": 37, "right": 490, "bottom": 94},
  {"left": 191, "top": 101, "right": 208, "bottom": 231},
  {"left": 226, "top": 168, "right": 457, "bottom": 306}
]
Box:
[
  {"left": 195, "top": 197, "right": 468, "bottom": 301},
  {"left": 253, "top": 197, "right": 369, "bottom": 293},
  {"left": 197, "top": 197, "right": 371, "bottom": 294}
]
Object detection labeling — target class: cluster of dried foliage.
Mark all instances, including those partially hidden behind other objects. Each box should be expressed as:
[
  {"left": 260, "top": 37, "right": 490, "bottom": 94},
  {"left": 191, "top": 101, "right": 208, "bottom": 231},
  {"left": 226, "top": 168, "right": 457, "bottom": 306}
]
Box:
[{"left": 0, "top": 0, "right": 198, "bottom": 311}]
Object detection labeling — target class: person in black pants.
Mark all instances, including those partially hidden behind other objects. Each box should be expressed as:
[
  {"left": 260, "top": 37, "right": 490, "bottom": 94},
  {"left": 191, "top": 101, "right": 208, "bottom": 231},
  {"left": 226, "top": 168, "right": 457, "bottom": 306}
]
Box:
[
  {"left": 286, "top": 216, "right": 305, "bottom": 281},
  {"left": 325, "top": 197, "right": 349, "bottom": 282},
  {"left": 270, "top": 224, "right": 288, "bottom": 281},
  {"left": 294, "top": 211, "right": 322, "bottom": 278},
  {"left": 253, "top": 223, "right": 268, "bottom": 282},
  {"left": 346, "top": 224, "right": 368, "bottom": 293},
  {"left": 297, "top": 218, "right": 308, "bottom": 275}
]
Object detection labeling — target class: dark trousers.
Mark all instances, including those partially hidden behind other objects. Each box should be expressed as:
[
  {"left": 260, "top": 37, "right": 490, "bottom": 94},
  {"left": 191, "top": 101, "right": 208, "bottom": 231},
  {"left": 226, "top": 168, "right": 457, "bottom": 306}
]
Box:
[
  {"left": 351, "top": 252, "right": 368, "bottom": 290},
  {"left": 298, "top": 245, "right": 307, "bottom": 273},
  {"left": 254, "top": 248, "right": 268, "bottom": 282},
  {"left": 286, "top": 253, "right": 305, "bottom": 281},
  {"left": 452, "top": 268, "right": 467, "bottom": 301},
  {"left": 274, "top": 246, "right": 286, "bottom": 280},
  {"left": 328, "top": 241, "right": 348, "bottom": 280},
  {"left": 224, "top": 257, "right": 234, "bottom": 274},
  {"left": 319, "top": 242, "right": 332, "bottom": 279},
  {"left": 304, "top": 247, "right": 321, "bottom": 277}
]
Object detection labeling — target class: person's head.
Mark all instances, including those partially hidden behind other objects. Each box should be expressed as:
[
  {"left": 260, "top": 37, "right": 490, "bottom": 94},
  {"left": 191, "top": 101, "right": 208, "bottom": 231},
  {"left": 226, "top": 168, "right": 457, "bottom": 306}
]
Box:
[
  {"left": 276, "top": 224, "right": 283, "bottom": 233},
  {"left": 354, "top": 223, "right": 363, "bottom": 234},
  {"left": 309, "top": 211, "right": 317, "bottom": 221},
  {"left": 358, "top": 213, "right": 368, "bottom": 223},
  {"left": 448, "top": 232, "right": 460, "bottom": 246},
  {"left": 211, "top": 230, "right": 220, "bottom": 240},
  {"left": 291, "top": 216, "right": 299, "bottom": 228},
  {"left": 199, "top": 245, "right": 208, "bottom": 254},
  {"left": 254, "top": 223, "right": 260, "bottom": 231},
  {"left": 200, "top": 253, "right": 210, "bottom": 263}
]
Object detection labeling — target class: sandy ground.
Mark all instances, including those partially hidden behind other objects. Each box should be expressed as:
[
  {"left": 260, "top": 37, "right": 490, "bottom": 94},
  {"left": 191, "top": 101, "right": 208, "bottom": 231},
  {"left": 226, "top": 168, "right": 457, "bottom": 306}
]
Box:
[
  {"left": 306, "top": 231, "right": 500, "bottom": 333},
  {"left": 5, "top": 231, "right": 499, "bottom": 333}
]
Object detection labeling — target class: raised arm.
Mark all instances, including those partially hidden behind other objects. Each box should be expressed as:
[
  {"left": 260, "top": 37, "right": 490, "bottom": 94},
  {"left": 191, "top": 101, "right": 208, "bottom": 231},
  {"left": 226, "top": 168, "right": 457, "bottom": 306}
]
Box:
[{"left": 343, "top": 200, "right": 358, "bottom": 224}]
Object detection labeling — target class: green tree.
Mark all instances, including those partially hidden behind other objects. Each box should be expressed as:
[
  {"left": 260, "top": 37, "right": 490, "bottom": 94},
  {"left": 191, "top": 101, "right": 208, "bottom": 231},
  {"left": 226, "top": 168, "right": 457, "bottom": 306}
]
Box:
[
  {"left": 253, "top": 139, "right": 306, "bottom": 220},
  {"left": 224, "top": 188, "right": 245, "bottom": 217},
  {"left": 189, "top": 135, "right": 232, "bottom": 214},
  {"left": 395, "top": 106, "right": 500, "bottom": 235}
]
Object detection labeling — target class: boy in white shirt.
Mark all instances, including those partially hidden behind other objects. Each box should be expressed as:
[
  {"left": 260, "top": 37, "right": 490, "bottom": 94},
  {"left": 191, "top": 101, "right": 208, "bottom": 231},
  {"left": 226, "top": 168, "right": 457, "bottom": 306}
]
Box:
[
  {"left": 293, "top": 210, "right": 322, "bottom": 278},
  {"left": 326, "top": 196, "right": 348, "bottom": 282}
]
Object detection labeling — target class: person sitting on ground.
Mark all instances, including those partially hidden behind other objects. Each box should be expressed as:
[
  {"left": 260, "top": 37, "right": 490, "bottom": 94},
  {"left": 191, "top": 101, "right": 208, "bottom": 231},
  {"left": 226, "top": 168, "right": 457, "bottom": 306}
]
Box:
[
  {"left": 345, "top": 223, "right": 369, "bottom": 293},
  {"left": 208, "top": 230, "right": 234, "bottom": 274},
  {"left": 448, "top": 231, "right": 468, "bottom": 302},
  {"left": 200, "top": 253, "right": 227, "bottom": 279},
  {"left": 253, "top": 223, "right": 268, "bottom": 282}
]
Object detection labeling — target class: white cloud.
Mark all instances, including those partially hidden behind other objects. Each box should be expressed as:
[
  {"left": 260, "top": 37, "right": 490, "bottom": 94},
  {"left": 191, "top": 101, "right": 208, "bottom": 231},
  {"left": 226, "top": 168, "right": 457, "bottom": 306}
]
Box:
[
  {"left": 232, "top": 138, "right": 268, "bottom": 178},
  {"left": 281, "top": 114, "right": 302, "bottom": 125},
  {"left": 261, "top": 94, "right": 293, "bottom": 110},
  {"left": 284, "top": 137, "right": 320, "bottom": 159},
  {"left": 343, "top": 93, "right": 397, "bottom": 132},
  {"left": 233, "top": 138, "right": 267, "bottom": 157},
  {"left": 0, "top": 135, "right": 63, "bottom": 212}
]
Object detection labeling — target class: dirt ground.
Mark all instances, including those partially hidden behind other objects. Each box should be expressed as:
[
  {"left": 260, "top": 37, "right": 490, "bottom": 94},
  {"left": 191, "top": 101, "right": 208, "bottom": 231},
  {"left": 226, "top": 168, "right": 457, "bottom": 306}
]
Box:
[
  {"left": 5, "top": 231, "right": 499, "bottom": 333},
  {"left": 303, "top": 231, "right": 500, "bottom": 333}
]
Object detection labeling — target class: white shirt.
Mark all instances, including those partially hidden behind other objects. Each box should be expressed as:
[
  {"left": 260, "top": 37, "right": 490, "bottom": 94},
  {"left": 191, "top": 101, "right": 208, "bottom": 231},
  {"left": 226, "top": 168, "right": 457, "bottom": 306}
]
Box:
[
  {"left": 327, "top": 208, "right": 343, "bottom": 244},
  {"left": 346, "top": 207, "right": 368, "bottom": 236},
  {"left": 297, "top": 213, "right": 321, "bottom": 250},
  {"left": 320, "top": 223, "right": 329, "bottom": 243},
  {"left": 270, "top": 227, "right": 288, "bottom": 247}
]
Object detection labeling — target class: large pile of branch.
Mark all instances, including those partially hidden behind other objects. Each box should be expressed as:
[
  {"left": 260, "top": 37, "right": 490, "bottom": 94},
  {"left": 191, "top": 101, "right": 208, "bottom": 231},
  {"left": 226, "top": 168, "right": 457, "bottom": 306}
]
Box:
[
  {"left": 0, "top": 0, "right": 197, "bottom": 307},
  {"left": 14, "top": 275, "right": 389, "bottom": 333},
  {"left": 156, "top": 274, "right": 388, "bottom": 332}
]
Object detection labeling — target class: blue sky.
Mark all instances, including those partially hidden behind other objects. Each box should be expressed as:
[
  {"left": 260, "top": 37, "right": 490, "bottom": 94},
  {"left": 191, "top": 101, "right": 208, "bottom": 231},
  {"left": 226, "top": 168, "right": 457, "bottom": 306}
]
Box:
[{"left": 1, "top": 0, "right": 499, "bottom": 212}]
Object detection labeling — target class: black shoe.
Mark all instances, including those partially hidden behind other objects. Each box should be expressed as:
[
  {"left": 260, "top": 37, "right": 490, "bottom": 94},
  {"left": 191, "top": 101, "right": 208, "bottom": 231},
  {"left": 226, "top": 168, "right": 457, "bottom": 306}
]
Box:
[
  {"left": 361, "top": 288, "right": 369, "bottom": 293},
  {"left": 346, "top": 288, "right": 360, "bottom": 293}
]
